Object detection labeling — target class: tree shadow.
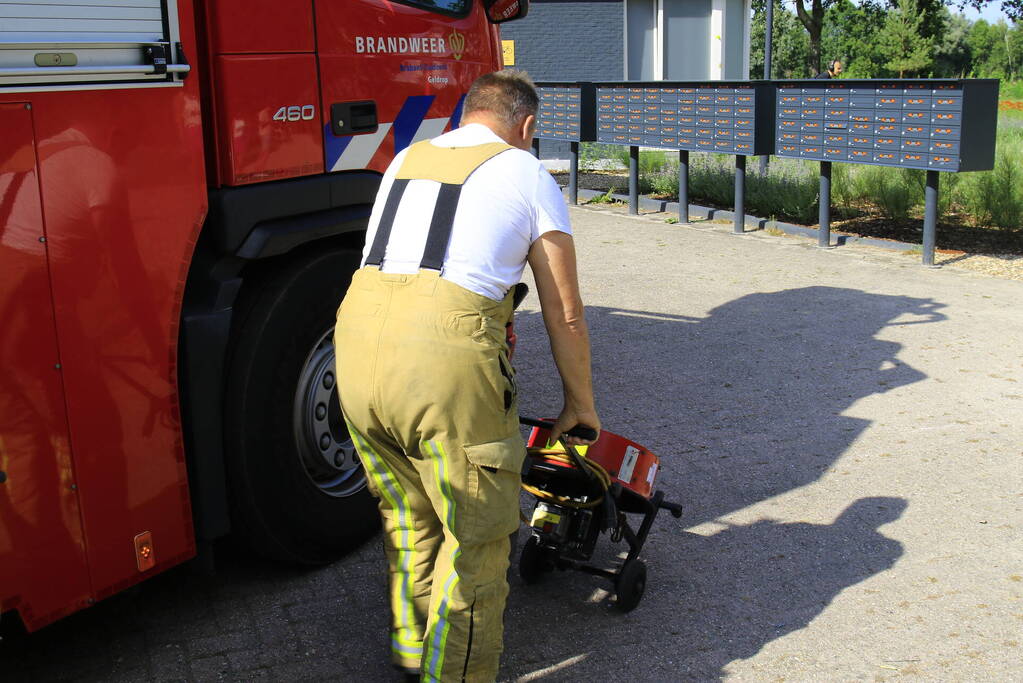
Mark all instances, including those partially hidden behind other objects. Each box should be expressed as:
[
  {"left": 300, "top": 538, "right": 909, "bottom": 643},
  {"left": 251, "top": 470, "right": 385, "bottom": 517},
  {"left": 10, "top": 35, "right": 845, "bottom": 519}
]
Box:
[
  {"left": 499, "top": 286, "right": 943, "bottom": 680},
  {"left": 0, "top": 286, "right": 944, "bottom": 682}
]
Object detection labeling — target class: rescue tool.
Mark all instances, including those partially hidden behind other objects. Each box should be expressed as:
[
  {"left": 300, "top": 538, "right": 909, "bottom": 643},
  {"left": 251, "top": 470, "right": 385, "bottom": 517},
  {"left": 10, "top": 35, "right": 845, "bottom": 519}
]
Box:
[{"left": 517, "top": 417, "right": 683, "bottom": 612}]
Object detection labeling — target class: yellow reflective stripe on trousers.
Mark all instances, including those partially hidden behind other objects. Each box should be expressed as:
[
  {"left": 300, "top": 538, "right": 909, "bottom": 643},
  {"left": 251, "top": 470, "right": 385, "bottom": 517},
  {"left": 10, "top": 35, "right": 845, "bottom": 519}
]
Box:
[
  {"left": 348, "top": 425, "right": 419, "bottom": 648},
  {"left": 424, "top": 440, "right": 460, "bottom": 681}
]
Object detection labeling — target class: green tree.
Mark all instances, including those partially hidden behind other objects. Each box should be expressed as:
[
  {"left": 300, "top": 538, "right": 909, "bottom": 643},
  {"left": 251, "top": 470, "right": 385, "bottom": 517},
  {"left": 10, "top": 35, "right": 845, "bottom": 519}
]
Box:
[
  {"left": 820, "top": 0, "right": 888, "bottom": 77},
  {"left": 932, "top": 9, "right": 973, "bottom": 76},
  {"left": 750, "top": 0, "right": 812, "bottom": 78},
  {"left": 792, "top": 0, "right": 836, "bottom": 75},
  {"left": 971, "top": 19, "right": 1022, "bottom": 78},
  {"left": 878, "top": 0, "right": 934, "bottom": 76}
]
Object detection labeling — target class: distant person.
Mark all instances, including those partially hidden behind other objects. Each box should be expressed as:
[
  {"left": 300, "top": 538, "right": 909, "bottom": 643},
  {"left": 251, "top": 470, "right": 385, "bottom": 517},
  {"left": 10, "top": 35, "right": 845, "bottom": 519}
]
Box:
[{"left": 815, "top": 59, "right": 843, "bottom": 79}]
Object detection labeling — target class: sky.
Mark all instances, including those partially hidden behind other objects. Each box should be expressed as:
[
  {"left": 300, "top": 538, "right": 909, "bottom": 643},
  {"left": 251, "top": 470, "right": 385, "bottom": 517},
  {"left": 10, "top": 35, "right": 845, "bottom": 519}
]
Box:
[
  {"left": 777, "top": 0, "right": 1015, "bottom": 24},
  {"left": 956, "top": 2, "right": 1015, "bottom": 23}
]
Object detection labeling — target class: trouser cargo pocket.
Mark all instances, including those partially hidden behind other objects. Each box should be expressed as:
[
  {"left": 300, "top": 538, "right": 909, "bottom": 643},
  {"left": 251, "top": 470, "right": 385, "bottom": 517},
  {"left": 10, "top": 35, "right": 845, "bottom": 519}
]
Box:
[{"left": 462, "top": 435, "right": 526, "bottom": 545}]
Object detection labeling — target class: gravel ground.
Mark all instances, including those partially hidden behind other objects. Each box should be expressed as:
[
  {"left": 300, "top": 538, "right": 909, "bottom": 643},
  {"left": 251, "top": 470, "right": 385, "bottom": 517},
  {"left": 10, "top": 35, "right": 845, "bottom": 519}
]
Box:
[{"left": 554, "top": 171, "right": 1023, "bottom": 283}]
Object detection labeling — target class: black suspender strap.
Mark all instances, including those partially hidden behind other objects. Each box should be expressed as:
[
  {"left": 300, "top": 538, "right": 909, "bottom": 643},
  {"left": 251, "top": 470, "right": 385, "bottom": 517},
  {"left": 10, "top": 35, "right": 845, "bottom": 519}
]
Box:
[
  {"left": 364, "top": 178, "right": 410, "bottom": 267},
  {"left": 418, "top": 182, "right": 463, "bottom": 271}
]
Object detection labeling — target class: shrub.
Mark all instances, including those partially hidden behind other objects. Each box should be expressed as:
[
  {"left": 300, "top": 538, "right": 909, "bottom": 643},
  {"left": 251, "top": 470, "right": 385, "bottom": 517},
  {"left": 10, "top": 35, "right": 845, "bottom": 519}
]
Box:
[
  {"left": 746, "top": 159, "right": 819, "bottom": 224},
  {"left": 578, "top": 143, "right": 624, "bottom": 172},
  {"left": 963, "top": 154, "right": 1023, "bottom": 230},
  {"left": 855, "top": 166, "right": 914, "bottom": 219}
]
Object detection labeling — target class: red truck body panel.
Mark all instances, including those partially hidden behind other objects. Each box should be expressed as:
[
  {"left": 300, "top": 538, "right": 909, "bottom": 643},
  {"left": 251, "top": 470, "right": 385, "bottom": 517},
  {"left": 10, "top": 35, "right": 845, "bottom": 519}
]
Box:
[
  {"left": 0, "top": 0, "right": 207, "bottom": 631},
  {"left": 0, "top": 103, "right": 93, "bottom": 629},
  {"left": 0, "top": 0, "right": 506, "bottom": 632}
]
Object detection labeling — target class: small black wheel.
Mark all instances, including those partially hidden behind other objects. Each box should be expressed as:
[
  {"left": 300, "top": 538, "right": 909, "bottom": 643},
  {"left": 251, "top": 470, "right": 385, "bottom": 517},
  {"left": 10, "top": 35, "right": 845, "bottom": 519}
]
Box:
[
  {"left": 519, "top": 536, "right": 553, "bottom": 584},
  {"left": 614, "top": 558, "right": 647, "bottom": 612}
]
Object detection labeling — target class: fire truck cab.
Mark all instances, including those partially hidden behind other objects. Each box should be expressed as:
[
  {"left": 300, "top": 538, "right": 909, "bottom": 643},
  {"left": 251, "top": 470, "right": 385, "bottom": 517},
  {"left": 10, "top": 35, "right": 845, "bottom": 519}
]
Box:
[{"left": 0, "top": 0, "right": 525, "bottom": 632}]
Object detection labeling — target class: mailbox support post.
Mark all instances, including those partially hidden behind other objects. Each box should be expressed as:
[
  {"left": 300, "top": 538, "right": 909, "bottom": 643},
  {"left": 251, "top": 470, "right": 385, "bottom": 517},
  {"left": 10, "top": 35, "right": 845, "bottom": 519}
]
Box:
[
  {"left": 818, "top": 161, "right": 832, "bottom": 248},
  {"left": 629, "top": 145, "right": 639, "bottom": 215},
  {"left": 568, "top": 141, "right": 579, "bottom": 205},
  {"left": 923, "top": 170, "right": 939, "bottom": 266},
  {"left": 678, "top": 150, "right": 689, "bottom": 223},
  {"left": 734, "top": 155, "right": 746, "bottom": 234}
]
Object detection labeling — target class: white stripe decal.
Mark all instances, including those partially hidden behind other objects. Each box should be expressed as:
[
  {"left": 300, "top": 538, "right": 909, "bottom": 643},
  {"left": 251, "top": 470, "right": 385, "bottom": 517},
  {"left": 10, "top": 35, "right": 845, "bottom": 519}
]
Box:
[
  {"left": 412, "top": 117, "right": 451, "bottom": 145},
  {"left": 331, "top": 122, "right": 393, "bottom": 171}
]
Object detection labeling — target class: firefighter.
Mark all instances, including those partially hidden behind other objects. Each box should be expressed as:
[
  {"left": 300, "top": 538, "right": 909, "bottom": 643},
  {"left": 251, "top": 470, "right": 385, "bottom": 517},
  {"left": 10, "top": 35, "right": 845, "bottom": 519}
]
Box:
[{"left": 334, "top": 70, "right": 599, "bottom": 682}]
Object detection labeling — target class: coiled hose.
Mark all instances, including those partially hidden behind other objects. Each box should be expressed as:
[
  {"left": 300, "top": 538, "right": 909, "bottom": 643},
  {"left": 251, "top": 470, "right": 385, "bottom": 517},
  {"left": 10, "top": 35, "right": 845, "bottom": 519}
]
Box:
[{"left": 521, "top": 446, "right": 612, "bottom": 509}]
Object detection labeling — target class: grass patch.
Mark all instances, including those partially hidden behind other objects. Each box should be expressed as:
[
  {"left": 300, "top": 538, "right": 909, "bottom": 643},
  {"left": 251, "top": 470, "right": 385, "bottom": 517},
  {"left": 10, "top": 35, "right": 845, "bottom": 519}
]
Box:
[{"left": 585, "top": 187, "right": 623, "bottom": 205}]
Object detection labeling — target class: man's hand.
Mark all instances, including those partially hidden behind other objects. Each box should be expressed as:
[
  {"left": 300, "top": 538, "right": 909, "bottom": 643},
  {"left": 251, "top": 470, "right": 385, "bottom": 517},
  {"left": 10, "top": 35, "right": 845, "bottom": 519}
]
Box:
[{"left": 549, "top": 405, "right": 601, "bottom": 447}]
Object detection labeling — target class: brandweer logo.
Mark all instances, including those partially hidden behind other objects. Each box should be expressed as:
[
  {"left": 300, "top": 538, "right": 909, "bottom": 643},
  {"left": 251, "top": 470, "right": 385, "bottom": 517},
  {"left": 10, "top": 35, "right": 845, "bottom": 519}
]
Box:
[{"left": 448, "top": 30, "right": 466, "bottom": 60}]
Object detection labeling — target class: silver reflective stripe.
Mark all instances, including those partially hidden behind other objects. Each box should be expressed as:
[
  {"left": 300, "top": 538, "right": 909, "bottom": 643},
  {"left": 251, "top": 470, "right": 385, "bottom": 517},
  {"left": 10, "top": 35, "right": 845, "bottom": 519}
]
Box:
[{"left": 0, "top": 0, "right": 185, "bottom": 89}]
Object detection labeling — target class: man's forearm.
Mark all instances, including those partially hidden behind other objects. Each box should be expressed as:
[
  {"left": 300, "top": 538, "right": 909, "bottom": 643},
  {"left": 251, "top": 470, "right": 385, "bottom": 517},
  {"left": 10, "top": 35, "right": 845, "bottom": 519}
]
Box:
[{"left": 543, "top": 307, "right": 595, "bottom": 412}]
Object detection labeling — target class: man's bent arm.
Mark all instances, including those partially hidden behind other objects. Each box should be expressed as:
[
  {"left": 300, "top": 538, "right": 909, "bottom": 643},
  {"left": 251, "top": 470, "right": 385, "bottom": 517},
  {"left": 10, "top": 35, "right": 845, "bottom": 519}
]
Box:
[{"left": 527, "top": 231, "right": 600, "bottom": 445}]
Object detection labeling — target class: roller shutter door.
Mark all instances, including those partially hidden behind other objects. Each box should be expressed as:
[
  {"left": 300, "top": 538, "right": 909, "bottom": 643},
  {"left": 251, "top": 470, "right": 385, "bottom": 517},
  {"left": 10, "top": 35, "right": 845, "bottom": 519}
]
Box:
[{"left": 0, "top": 0, "right": 188, "bottom": 88}]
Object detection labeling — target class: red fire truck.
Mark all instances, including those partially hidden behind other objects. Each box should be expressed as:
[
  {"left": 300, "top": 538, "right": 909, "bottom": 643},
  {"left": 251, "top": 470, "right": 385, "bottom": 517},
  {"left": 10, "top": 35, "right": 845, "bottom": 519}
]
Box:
[{"left": 0, "top": 0, "right": 526, "bottom": 633}]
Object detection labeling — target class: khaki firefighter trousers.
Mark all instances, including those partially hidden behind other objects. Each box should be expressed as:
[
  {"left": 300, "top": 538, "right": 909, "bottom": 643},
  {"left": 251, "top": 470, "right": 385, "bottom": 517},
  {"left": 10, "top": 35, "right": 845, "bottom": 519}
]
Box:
[{"left": 334, "top": 266, "right": 524, "bottom": 683}]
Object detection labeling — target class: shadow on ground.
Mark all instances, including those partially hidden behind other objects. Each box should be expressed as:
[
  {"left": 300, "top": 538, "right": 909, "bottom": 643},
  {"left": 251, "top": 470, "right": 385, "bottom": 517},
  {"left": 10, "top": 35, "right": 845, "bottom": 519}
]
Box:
[
  {"left": 500, "top": 285, "right": 942, "bottom": 680},
  {"left": 2, "top": 286, "right": 945, "bottom": 682}
]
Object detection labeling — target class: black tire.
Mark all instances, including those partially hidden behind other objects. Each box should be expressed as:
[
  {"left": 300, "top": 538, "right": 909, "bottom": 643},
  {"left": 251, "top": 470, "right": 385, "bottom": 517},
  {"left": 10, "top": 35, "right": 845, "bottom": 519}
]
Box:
[
  {"left": 224, "top": 248, "right": 379, "bottom": 565},
  {"left": 614, "top": 558, "right": 647, "bottom": 612},
  {"left": 519, "top": 535, "right": 553, "bottom": 584}
]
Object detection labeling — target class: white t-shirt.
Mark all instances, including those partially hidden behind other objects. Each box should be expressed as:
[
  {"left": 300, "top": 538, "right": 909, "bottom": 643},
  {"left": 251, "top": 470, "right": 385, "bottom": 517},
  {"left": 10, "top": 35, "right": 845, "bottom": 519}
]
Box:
[{"left": 361, "top": 123, "right": 572, "bottom": 301}]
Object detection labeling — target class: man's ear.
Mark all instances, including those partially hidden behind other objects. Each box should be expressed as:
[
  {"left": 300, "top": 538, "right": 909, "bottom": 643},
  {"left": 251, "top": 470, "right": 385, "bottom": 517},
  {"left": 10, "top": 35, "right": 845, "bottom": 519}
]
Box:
[{"left": 519, "top": 114, "right": 536, "bottom": 142}]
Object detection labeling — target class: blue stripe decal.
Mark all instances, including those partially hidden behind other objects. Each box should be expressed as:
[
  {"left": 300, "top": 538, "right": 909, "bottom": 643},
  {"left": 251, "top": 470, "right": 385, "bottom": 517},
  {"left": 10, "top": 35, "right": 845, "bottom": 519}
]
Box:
[
  {"left": 393, "top": 95, "right": 436, "bottom": 154},
  {"left": 324, "top": 123, "right": 352, "bottom": 171},
  {"left": 449, "top": 94, "right": 466, "bottom": 131}
]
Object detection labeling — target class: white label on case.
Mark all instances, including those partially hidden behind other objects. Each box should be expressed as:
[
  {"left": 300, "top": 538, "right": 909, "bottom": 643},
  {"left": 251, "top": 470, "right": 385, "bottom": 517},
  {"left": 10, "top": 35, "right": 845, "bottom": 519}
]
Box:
[
  {"left": 619, "top": 445, "right": 640, "bottom": 483},
  {"left": 646, "top": 463, "right": 658, "bottom": 487}
]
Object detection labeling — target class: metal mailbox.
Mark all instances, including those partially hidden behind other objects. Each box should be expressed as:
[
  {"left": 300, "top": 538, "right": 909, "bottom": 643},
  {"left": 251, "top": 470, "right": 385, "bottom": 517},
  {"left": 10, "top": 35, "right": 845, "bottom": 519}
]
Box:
[
  {"left": 534, "top": 82, "right": 597, "bottom": 142},
  {"left": 773, "top": 79, "right": 998, "bottom": 172},
  {"left": 593, "top": 81, "right": 775, "bottom": 155}
]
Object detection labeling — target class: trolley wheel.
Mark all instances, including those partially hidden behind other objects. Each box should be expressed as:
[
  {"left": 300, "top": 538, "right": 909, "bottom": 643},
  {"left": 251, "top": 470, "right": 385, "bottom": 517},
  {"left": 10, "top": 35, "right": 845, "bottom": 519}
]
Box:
[
  {"left": 614, "top": 558, "right": 647, "bottom": 612},
  {"left": 519, "top": 536, "right": 554, "bottom": 584}
]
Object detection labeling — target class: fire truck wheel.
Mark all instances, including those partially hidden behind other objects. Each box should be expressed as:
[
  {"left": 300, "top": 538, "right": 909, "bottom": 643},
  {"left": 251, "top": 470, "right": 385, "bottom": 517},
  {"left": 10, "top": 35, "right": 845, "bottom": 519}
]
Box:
[
  {"left": 614, "top": 558, "right": 647, "bottom": 612},
  {"left": 225, "top": 247, "right": 379, "bottom": 565},
  {"left": 519, "top": 536, "right": 554, "bottom": 584}
]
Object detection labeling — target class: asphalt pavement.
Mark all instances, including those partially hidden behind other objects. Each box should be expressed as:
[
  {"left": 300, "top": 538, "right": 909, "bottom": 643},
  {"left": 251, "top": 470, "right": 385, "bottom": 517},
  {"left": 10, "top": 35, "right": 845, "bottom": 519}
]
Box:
[{"left": 4, "top": 205, "right": 1022, "bottom": 682}]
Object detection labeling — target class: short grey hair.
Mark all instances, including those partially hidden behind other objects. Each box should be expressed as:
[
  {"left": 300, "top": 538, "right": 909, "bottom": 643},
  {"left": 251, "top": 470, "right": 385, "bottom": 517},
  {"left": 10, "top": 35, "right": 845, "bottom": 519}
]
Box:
[{"left": 463, "top": 70, "right": 539, "bottom": 128}]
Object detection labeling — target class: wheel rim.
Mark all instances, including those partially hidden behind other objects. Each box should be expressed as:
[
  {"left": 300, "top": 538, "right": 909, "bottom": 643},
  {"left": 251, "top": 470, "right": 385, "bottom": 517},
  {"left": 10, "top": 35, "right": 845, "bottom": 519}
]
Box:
[{"left": 293, "top": 328, "right": 366, "bottom": 498}]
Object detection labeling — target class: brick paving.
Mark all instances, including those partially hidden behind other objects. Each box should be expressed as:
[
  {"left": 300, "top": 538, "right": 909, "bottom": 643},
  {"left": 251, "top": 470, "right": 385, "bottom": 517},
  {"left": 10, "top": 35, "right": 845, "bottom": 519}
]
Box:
[{"left": 5, "top": 206, "right": 1023, "bottom": 682}]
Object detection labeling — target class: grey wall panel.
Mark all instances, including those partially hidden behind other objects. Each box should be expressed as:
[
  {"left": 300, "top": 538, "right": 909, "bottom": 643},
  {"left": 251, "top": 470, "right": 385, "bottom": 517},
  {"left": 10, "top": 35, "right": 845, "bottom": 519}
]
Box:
[
  {"left": 664, "top": 0, "right": 710, "bottom": 80},
  {"left": 627, "top": 0, "right": 656, "bottom": 79},
  {"left": 724, "top": 0, "right": 746, "bottom": 79},
  {"left": 499, "top": 1, "right": 625, "bottom": 81}
]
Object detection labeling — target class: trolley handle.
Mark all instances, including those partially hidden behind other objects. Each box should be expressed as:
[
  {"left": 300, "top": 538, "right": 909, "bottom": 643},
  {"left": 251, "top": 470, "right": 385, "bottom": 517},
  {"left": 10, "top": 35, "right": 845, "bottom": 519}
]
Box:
[{"left": 518, "top": 416, "right": 597, "bottom": 442}]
